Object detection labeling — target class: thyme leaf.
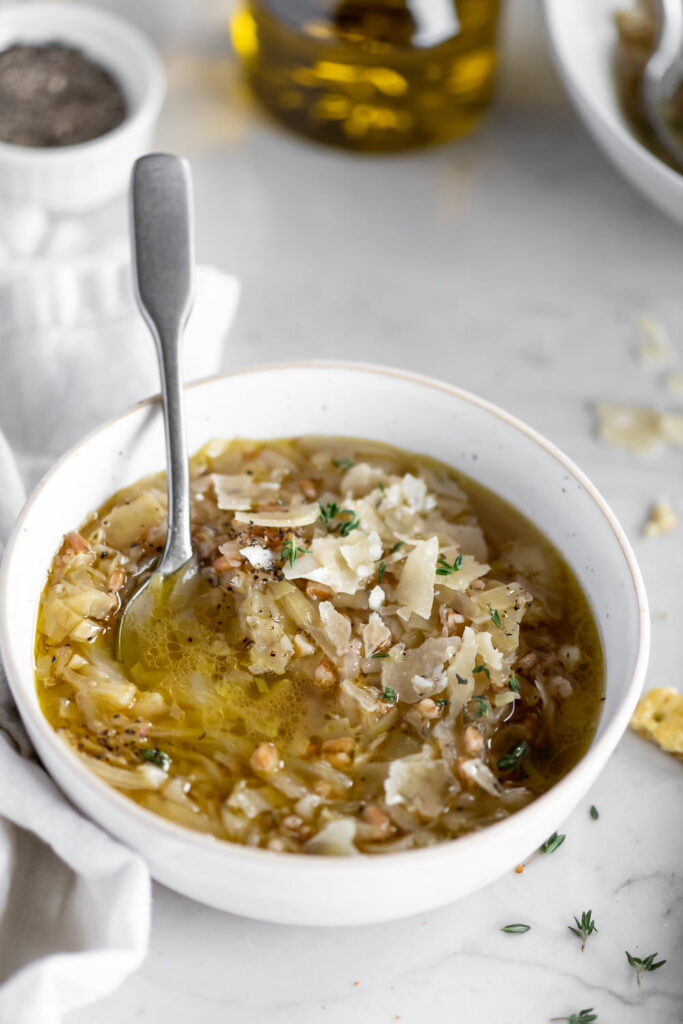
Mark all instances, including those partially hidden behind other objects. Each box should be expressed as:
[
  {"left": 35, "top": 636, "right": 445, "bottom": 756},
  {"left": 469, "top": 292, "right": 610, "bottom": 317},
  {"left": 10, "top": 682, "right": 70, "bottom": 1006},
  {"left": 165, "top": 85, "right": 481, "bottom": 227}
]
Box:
[
  {"left": 489, "top": 606, "right": 502, "bottom": 628},
  {"left": 331, "top": 458, "right": 353, "bottom": 470},
  {"left": 500, "top": 923, "right": 530, "bottom": 934},
  {"left": 472, "top": 664, "right": 490, "bottom": 678},
  {"left": 378, "top": 561, "right": 386, "bottom": 584},
  {"left": 470, "top": 695, "right": 490, "bottom": 718},
  {"left": 625, "top": 950, "right": 667, "bottom": 987},
  {"left": 281, "top": 538, "right": 310, "bottom": 568},
  {"left": 436, "top": 554, "right": 463, "bottom": 576},
  {"left": 497, "top": 741, "right": 530, "bottom": 772},
  {"left": 371, "top": 651, "right": 389, "bottom": 659},
  {"left": 380, "top": 686, "right": 397, "bottom": 703},
  {"left": 590, "top": 805, "right": 599, "bottom": 820},
  {"left": 509, "top": 672, "right": 521, "bottom": 694},
  {"left": 540, "top": 831, "right": 566, "bottom": 855},
  {"left": 140, "top": 748, "right": 171, "bottom": 771},
  {"left": 390, "top": 541, "right": 403, "bottom": 554}
]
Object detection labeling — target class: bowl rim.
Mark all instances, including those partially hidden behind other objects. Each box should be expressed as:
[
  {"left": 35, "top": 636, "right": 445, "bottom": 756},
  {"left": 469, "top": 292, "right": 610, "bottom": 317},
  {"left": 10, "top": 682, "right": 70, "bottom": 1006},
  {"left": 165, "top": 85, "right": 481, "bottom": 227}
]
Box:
[
  {"left": 0, "top": 1, "right": 166, "bottom": 164},
  {"left": 543, "top": 0, "right": 683, "bottom": 190},
  {"left": 0, "top": 360, "right": 651, "bottom": 873}
]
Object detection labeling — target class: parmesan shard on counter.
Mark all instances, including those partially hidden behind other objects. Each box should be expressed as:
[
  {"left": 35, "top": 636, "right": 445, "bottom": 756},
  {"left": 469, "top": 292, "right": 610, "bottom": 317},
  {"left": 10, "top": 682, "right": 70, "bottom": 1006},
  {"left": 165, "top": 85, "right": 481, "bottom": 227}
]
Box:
[
  {"left": 595, "top": 403, "right": 683, "bottom": 455},
  {"left": 630, "top": 687, "right": 683, "bottom": 760},
  {"left": 643, "top": 499, "right": 678, "bottom": 538}
]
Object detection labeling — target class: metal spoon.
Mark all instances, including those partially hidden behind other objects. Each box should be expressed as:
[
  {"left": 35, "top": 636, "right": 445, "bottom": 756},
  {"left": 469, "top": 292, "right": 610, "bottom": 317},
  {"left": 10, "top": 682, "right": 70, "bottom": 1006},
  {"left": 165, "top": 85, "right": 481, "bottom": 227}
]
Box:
[
  {"left": 117, "top": 153, "right": 196, "bottom": 666},
  {"left": 642, "top": 0, "right": 683, "bottom": 167}
]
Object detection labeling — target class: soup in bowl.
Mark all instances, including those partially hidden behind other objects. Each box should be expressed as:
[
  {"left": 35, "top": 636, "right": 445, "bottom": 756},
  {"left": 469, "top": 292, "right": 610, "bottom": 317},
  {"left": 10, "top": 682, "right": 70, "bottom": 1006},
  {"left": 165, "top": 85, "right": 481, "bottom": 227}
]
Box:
[{"left": 0, "top": 363, "right": 649, "bottom": 925}]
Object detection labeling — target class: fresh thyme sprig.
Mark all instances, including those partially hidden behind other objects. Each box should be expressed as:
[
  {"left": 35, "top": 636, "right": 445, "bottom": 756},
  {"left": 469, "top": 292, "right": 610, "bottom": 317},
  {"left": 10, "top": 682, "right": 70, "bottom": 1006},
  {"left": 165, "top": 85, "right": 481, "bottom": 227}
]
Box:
[
  {"left": 509, "top": 672, "right": 521, "bottom": 693},
  {"left": 516, "top": 830, "right": 566, "bottom": 873},
  {"left": 318, "top": 501, "right": 360, "bottom": 536},
  {"left": 472, "top": 663, "right": 490, "bottom": 678},
  {"left": 568, "top": 909, "right": 597, "bottom": 952},
  {"left": 331, "top": 458, "right": 353, "bottom": 470},
  {"left": 550, "top": 1009, "right": 597, "bottom": 1023},
  {"left": 436, "top": 554, "right": 463, "bottom": 576},
  {"left": 281, "top": 538, "right": 310, "bottom": 567},
  {"left": 625, "top": 950, "right": 667, "bottom": 988}
]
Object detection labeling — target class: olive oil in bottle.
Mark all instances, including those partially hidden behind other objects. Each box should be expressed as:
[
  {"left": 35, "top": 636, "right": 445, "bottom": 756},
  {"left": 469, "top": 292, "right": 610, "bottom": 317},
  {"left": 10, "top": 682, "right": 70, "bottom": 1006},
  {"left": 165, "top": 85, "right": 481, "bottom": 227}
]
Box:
[{"left": 230, "top": 1, "right": 503, "bottom": 151}]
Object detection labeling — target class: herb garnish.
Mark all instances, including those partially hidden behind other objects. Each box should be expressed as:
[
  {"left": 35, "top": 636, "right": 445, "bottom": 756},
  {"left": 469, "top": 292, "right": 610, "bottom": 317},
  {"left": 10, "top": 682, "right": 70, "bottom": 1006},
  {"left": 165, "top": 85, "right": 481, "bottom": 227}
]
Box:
[
  {"left": 331, "top": 458, "right": 353, "bottom": 470},
  {"left": 380, "top": 686, "right": 397, "bottom": 703},
  {"left": 472, "top": 664, "right": 490, "bottom": 678},
  {"left": 140, "top": 748, "right": 171, "bottom": 771},
  {"left": 435, "top": 698, "right": 451, "bottom": 708},
  {"left": 376, "top": 482, "right": 386, "bottom": 508},
  {"left": 497, "top": 741, "right": 530, "bottom": 772},
  {"left": 551, "top": 1010, "right": 598, "bottom": 1023},
  {"left": 625, "top": 950, "right": 667, "bottom": 987},
  {"left": 509, "top": 673, "right": 521, "bottom": 694},
  {"left": 378, "top": 561, "right": 386, "bottom": 584},
  {"left": 436, "top": 554, "right": 463, "bottom": 576},
  {"left": 500, "top": 923, "right": 530, "bottom": 934},
  {"left": 371, "top": 651, "right": 389, "bottom": 659},
  {"left": 319, "top": 501, "right": 340, "bottom": 526},
  {"left": 489, "top": 606, "right": 502, "bottom": 628},
  {"left": 569, "top": 910, "right": 597, "bottom": 952},
  {"left": 540, "top": 831, "right": 566, "bottom": 855},
  {"left": 281, "top": 538, "right": 310, "bottom": 568},
  {"left": 590, "top": 805, "right": 599, "bottom": 820},
  {"left": 319, "top": 502, "right": 361, "bottom": 536},
  {"left": 390, "top": 541, "right": 403, "bottom": 553},
  {"left": 470, "top": 695, "right": 490, "bottom": 718}
]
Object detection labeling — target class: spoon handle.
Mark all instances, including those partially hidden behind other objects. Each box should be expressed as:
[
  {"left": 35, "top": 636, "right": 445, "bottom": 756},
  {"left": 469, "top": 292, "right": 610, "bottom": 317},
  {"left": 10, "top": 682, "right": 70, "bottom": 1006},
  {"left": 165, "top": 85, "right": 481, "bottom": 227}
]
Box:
[{"left": 130, "top": 153, "right": 195, "bottom": 575}]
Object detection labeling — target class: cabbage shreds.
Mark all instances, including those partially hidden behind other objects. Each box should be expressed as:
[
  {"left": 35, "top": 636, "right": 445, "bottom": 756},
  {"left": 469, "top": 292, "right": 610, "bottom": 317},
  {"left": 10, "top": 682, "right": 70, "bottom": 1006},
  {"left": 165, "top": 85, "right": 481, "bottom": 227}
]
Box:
[{"left": 35, "top": 435, "right": 604, "bottom": 856}]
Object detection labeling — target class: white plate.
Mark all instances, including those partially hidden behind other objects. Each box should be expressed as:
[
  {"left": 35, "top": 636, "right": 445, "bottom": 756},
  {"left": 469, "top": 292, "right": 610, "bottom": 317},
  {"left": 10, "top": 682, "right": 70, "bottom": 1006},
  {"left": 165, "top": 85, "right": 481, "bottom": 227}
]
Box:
[
  {"left": 544, "top": 0, "right": 683, "bottom": 224},
  {"left": 0, "top": 363, "right": 650, "bottom": 925}
]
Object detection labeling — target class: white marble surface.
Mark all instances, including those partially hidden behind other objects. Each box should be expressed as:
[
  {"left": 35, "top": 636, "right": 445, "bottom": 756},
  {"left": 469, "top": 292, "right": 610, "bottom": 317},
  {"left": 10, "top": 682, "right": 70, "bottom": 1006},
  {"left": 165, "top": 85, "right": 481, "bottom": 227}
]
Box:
[{"left": 48, "top": 0, "right": 683, "bottom": 1020}]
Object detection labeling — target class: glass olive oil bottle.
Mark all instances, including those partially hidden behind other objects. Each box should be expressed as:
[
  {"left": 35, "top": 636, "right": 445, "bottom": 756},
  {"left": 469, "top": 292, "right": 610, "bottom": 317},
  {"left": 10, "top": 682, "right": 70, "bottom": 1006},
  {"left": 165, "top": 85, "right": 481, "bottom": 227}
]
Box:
[{"left": 230, "top": 1, "right": 503, "bottom": 151}]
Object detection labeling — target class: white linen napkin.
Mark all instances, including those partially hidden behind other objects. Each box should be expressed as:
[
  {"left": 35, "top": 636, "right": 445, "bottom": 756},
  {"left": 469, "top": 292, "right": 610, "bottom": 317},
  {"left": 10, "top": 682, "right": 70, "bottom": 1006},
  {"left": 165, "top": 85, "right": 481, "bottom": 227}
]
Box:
[{"left": 0, "top": 227, "right": 240, "bottom": 1023}]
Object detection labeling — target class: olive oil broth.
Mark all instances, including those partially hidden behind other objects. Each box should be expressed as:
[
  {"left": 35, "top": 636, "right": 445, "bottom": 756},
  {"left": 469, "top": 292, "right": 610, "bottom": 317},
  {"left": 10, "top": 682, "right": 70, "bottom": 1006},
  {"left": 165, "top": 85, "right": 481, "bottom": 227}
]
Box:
[{"left": 35, "top": 437, "right": 604, "bottom": 854}]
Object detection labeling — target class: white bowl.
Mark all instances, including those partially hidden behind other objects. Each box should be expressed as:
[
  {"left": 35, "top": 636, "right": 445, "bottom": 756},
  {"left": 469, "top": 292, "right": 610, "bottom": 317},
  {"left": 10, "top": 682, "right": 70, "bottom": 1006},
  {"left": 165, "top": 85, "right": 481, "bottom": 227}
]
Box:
[
  {"left": 0, "top": 363, "right": 649, "bottom": 926},
  {"left": 544, "top": 0, "right": 683, "bottom": 224},
  {"left": 0, "top": 3, "right": 165, "bottom": 212}
]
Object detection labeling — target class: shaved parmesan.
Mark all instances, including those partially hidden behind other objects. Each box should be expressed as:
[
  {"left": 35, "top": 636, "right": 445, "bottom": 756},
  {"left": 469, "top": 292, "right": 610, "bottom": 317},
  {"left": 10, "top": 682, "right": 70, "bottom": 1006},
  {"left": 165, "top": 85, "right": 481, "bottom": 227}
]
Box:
[
  {"left": 284, "top": 530, "right": 382, "bottom": 594},
  {"left": 596, "top": 403, "right": 683, "bottom": 455},
  {"left": 318, "top": 601, "right": 352, "bottom": 656},
  {"left": 305, "top": 818, "right": 358, "bottom": 856},
  {"left": 362, "top": 611, "right": 392, "bottom": 657},
  {"left": 212, "top": 473, "right": 279, "bottom": 511},
  {"left": 239, "top": 545, "right": 275, "bottom": 570},
  {"left": 381, "top": 636, "right": 459, "bottom": 703},
  {"left": 234, "top": 502, "right": 320, "bottom": 528},
  {"left": 384, "top": 746, "right": 454, "bottom": 819},
  {"left": 396, "top": 536, "right": 438, "bottom": 619}
]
